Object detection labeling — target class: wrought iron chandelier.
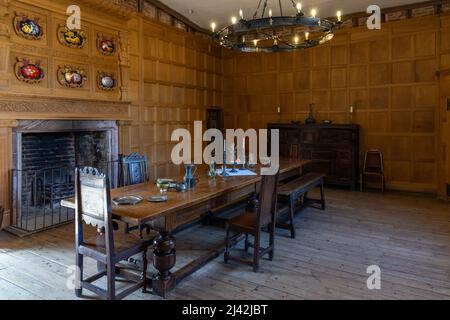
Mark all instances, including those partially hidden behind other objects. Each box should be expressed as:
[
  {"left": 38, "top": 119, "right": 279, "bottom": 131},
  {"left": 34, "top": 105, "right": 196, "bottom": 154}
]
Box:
[{"left": 211, "top": 1, "right": 343, "bottom": 53}]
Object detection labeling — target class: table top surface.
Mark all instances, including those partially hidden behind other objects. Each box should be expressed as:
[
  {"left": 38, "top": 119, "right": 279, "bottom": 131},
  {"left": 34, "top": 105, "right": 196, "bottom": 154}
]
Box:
[{"left": 61, "top": 158, "right": 310, "bottom": 224}]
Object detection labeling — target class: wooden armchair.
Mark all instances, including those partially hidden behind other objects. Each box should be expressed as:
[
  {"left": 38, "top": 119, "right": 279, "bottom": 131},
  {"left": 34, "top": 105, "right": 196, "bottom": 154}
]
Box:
[
  {"left": 224, "top": 169, "right": 280, "bottom": 272},
  {"left": 360, "top": 150, "right": 385, "bottom": 192},
  {"left": 75, "top": 167, "right": 150, "bottom": 300}
]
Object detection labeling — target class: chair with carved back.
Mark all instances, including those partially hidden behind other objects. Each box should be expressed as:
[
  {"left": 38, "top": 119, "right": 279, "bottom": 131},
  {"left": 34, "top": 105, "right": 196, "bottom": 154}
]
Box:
[
  {"left": 120, "top": 153, "right": 150, "bottom": 234},
  {"left": 75, "top": 167, "right": 150, "bottom": 300},
  {"left": 224, "top": 168, "right": 280, "bottom": 272},
  {"left": 121, "top": 153, "right": 149, "bottom": 187},
  {"left": 360, "top": 150, "right": 385, "bottom": 192}
]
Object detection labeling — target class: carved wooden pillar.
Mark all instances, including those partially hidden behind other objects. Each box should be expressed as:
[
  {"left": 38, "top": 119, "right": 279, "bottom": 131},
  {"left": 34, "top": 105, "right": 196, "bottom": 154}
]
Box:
[
  {"left": 0, "top": 120, "right": 18, "bottom": 228},
  {"left": 118, "top": 30, "right": 130, "bottom": 102},
  {"left": 0, "top": 0, "right": 11, "bottom": 91},
  {"left": 116, "top": 120, "right": 132, "bottom": 156}
]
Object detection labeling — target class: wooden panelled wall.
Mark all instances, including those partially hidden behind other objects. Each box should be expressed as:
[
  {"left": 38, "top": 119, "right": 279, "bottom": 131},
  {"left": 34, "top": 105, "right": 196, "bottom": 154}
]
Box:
[
  {"left": 0, "top": 0, "right": 224, "bottom": 228},
  {"left": 222, "top": 16, "right": 450, "bottom": 194},
  {"left": 438, "top": 16, "right": 450, "bottom": 200},
  {"left": 5, "top": 0, "right": 124, "bottom": 102},
  {"left": 121, "top": 17, "right": 223, "bottom": 180},
  {"left": 0, "top": 0, "right": 131, "bottom": 227},
  {"left": 0, "top": 0, "right": 449, "bottom": 229}
]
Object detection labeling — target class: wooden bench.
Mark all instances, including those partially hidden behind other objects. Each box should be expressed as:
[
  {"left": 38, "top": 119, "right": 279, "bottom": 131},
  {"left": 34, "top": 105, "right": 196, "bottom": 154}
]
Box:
[{"left": 276, "top": 172, "right": 326, "bottom": 239}]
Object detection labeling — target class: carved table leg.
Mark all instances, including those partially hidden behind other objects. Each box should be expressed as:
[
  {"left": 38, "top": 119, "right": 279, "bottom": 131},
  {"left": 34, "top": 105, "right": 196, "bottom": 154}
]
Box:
[{"left": 152, "top": 231, "right": 176, "bottom": 298}]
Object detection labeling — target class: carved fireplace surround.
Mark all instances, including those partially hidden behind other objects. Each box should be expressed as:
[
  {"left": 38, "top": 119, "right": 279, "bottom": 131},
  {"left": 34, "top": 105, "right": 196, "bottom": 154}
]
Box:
[{"left": 0, "top": 95, "right": 131, "bottom": 229}]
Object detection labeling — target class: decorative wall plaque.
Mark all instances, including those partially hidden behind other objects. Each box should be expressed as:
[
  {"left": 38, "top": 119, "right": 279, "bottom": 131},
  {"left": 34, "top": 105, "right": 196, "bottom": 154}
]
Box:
[
  {"left": 57, "top": 65, "right": 87, "bottom": 88},
  {"left": 14, "top": 13, "right": 43, "bottom": 40},
  {"left": 97, "top": 33, "right": 116, "bottom": 56},
  {"left": 97, "top": 72, "right": 116, "bottom": 91},
  {"left": 57, "top": 25, "right": 86, "bottom": 48},
  {"left": 14, "top": 58, "right": 44, "bottom": 83}
]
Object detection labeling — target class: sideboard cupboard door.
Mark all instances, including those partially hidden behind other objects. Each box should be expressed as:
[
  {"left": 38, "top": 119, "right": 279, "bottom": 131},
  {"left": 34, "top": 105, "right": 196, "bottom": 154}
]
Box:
[
  {"left": 301, "top": 130, "right": 319, "bottom": 144},
  {"left": 268, "top": 123, "right": 360, "bottom": 189},
  {"left": 269, "top": 125, "right": 301, "bottom": 159}
]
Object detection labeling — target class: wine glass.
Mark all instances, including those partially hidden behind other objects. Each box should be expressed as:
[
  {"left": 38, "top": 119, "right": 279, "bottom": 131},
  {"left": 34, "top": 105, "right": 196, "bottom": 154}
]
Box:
[{"left": 156, "top": 179, "right": 170, "bottom": 195}]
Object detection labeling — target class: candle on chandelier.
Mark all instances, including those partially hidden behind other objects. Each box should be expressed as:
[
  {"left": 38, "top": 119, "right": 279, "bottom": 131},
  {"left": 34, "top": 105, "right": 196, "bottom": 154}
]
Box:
[
  {"left": 269, "top": 9, "right": 272, "bottom": 18},
  {"left": 239, "top": 9, "right": 244, "bottom": 19},
  {"left": 231, "top": 16, "right": 237, "bottom": 24},
  {"left": 294, "top": 36, "right": 299, "bottom": 45},
  {"left": 253, "top": 39, "right": 258, "bottom": 47},
  {"left": 337, "top": 11, "right": 342, "bottom": 22},
  {"left": 296, "top": 2, "right": 302, "bottom": 13},
  {"left": 211, "top": 22, "right": 216, "bottom": 33},
  {"left": 311, "top": 9, "right": 317, "bottom": 18},
  {"left": 305, "top": 32, "right": 309, "bottom": 41}
]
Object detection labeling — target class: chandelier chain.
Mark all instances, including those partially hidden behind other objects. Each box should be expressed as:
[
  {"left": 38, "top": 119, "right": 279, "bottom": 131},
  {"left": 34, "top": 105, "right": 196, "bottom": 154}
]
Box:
[
  {"left": 261, "top": 0, "right": 268, "bottom": 18},
  {"left": 253, "top": 0, "right": 263, "bottom": 19},
  {"left": 253, "top": 0, "right": 298, "bottom": 18},
  {"left": 289, "top": 0, "right": 297, "bottom": 9}
]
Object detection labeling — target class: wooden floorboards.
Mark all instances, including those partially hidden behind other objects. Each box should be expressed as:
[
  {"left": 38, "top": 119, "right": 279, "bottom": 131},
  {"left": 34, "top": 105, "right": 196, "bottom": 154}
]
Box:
[{"left": 0, "top": 189, "right": 449, "bottom": 300}]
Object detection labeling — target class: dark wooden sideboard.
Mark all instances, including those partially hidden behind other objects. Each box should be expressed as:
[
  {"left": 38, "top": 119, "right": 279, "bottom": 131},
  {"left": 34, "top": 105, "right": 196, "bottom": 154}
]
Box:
[{"left": 268, "top": 123, "right": 360, "bottom": 189}]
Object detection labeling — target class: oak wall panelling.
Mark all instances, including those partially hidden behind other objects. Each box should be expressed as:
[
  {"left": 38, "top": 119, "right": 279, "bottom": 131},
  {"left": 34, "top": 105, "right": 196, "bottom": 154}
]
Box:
[
  {"left": 223, "top": 15, "right": 445, "bottom": 194},
  {"left": 0, "top": 0, "right": 225, "bottom": 228},
  {"left": 0, "top": 0, "right": 133, "bottom": 227},
  {"left": 125, "top": 16, "right": 223, "bottom": 181},
  {"left": 437, "top": 16, "right": 450, "bottom": 200},
  {"left": 1, "top": 1, "right": 449, "bottom": 230}
]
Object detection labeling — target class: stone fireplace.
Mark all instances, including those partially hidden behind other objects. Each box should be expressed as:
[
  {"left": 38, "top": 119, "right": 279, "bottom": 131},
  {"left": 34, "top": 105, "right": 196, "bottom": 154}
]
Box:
[{"left": 8, "top": 120, "right": 119, "bottom": 235}]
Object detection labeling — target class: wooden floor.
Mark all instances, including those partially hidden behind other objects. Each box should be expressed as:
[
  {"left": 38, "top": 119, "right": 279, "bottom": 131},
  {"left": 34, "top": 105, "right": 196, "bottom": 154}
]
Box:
[{"left": 0, "top": 188, "right": 449, "bottom": 300}]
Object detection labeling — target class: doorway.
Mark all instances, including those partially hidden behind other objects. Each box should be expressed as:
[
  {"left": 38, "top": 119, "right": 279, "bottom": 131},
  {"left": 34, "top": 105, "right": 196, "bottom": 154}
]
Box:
[{"left": 206, "top": 108, "right": 224, "bottom": 132}]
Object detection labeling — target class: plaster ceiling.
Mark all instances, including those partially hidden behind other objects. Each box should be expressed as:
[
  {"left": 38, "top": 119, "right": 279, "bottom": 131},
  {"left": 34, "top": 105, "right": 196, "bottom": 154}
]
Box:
[{"left": 159, "top": 0, "right": 427, "bottom": 29}]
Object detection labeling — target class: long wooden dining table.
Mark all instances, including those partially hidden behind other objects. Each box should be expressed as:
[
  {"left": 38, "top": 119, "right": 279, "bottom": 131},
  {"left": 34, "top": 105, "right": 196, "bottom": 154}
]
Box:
[{"left": 62, "top": 158, "right": 311, "bottom": 298}]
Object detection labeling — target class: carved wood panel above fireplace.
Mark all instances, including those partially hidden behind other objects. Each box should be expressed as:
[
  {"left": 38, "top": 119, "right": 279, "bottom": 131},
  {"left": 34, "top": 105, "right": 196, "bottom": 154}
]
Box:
[{"left": 0, "top": 95, "right": 130, "bottom": 120}]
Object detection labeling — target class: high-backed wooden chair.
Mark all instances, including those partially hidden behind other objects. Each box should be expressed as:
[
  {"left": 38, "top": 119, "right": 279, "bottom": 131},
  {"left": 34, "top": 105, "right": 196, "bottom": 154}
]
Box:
[
  {"left": 360, "top": 150, "right": 385, "bottom": 192},
  {"left": 120, "top": 153, "right": 150, "bottom": 234},
  {"left": 224, "top": 169, "right": 280, "bottom": 272},
  {"left": 75, "top": 167, "right": 150, "bottom": 300},
  {"left": 121, "top": 153, "right": 149, "bottom": 187}
]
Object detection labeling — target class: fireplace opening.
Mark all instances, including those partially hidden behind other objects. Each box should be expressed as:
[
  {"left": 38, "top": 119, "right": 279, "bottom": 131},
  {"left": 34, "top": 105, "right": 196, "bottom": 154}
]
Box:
[{"left": 9, "top": 120, "right": 118, "bottom": 236}]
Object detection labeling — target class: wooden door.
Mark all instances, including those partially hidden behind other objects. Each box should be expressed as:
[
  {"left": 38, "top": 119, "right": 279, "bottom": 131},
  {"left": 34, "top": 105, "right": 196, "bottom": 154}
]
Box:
[{"left": 206, "top": 108, "right": 224, "bottom": 132}]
